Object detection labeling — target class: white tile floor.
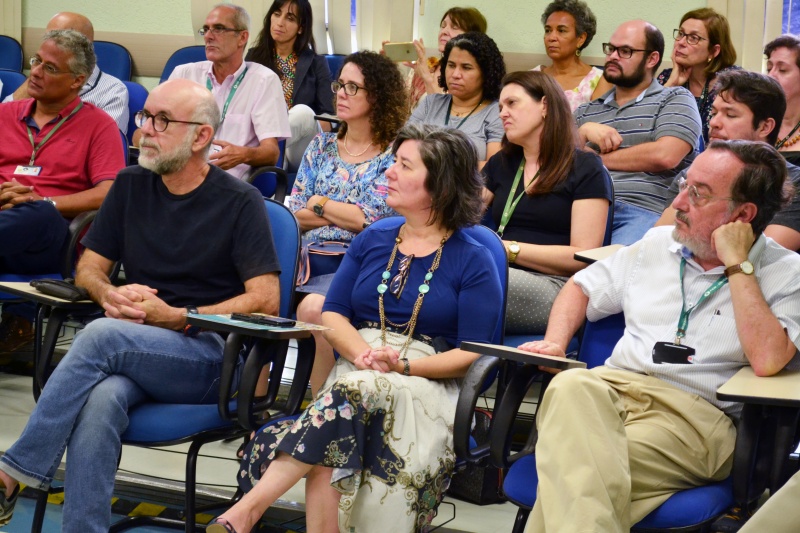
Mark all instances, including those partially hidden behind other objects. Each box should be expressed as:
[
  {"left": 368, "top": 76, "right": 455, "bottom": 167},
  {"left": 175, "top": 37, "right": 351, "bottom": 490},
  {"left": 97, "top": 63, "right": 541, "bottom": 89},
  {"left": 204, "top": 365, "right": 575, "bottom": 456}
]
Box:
[{"left": 0, "top": 364, "right": 519, "bottom": 533}]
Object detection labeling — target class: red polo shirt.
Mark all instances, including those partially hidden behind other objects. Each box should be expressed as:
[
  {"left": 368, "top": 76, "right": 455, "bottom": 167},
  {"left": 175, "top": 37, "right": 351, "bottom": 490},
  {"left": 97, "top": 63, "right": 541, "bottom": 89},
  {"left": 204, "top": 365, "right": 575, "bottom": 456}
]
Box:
[{"left": 0, "top": 96, "right": 124, "bottom": 197}]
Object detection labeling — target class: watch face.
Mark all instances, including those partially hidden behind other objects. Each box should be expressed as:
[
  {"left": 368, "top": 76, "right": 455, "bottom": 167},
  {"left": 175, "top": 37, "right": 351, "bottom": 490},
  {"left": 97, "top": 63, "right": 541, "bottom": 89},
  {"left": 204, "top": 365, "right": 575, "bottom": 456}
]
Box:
[
  {"left": 313, "top": 204, "right": 324, "bottom": 216},
  {"left": 741, "top": 261, "right": 754, "bottom": 274},
  {"left": 510, "top": 244, "right": 521, "bottom": 254}
]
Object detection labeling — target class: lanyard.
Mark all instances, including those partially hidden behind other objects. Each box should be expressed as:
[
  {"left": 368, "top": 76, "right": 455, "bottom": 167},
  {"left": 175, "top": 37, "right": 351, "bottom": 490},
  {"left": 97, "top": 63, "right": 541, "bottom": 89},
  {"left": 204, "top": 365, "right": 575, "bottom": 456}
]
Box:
[
  {"left": 207, "top": 67, "right": 248, "bottom": 124},
  {"left": 26, "top": 101, "right": 83, "bottom": 166},
  {"left": 675, "top": 258, "right": 728, "bottom": 344},
  {"left": 497, "top": 158, "right": 539, "bottom": 236},
  {"left": 444, "top": 96, "right": 482, "bottom": 129}
]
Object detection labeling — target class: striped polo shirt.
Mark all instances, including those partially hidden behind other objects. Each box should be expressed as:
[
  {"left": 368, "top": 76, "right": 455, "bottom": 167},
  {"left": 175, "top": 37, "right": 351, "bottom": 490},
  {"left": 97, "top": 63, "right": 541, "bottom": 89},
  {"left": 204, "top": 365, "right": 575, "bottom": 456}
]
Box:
[{"left": 575, "top": 80, "right": 702, "bottom": 213}]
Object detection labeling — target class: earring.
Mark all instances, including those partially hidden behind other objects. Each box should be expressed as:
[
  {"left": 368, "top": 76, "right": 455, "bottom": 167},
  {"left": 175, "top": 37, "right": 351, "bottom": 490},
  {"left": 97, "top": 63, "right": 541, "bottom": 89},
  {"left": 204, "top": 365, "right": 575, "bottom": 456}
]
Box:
[
  {"left": 707, "top": 57, "right": 712, "bottom": 63},
  {"left": 575, "top": 49, "right": 581, "bottom": 57}
]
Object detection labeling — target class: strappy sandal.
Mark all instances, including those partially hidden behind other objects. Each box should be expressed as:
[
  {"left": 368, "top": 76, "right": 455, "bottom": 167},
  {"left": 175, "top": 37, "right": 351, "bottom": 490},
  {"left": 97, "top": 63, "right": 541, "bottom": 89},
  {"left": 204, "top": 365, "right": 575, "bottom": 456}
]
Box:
[
  {"left": 0, "top": 484, "right": 20, "bottom": 527},
  {"left": 207, "top": 517, "right": 239, "bottom": 533}
]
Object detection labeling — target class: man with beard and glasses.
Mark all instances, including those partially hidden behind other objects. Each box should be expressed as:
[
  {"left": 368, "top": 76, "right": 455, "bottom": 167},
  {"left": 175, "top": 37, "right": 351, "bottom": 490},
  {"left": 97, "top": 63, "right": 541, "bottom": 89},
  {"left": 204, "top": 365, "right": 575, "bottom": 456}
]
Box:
[
  {"left": 655, "top": 70, "right": 800, "bottom": 251},
  {"left": 574, "top": 20, "right": 702, "bottom": 246},
  {"left": 517, "top": 140, "right": 800, "bottom": 533},
  {"left": 0, "top": 79, "right": 281, "bottom": 533}
]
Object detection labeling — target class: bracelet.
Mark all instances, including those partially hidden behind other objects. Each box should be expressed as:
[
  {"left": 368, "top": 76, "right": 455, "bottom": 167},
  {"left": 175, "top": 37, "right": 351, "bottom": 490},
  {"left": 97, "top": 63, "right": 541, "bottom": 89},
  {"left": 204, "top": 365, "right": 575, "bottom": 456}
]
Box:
[{"left": 402, "top": 358, "right": 410, "bottom": 376}]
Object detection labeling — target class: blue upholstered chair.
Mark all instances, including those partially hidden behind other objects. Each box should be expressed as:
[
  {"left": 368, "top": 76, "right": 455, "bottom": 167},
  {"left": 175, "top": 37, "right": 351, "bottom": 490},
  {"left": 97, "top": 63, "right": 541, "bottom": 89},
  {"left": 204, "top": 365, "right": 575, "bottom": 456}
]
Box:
[
  {"left": 123, "top": 82, "right": 148, "bottom": 143},
  {"left": 0, "top": 68, "right": 26, "bottom": 100},
  {"left": 481, "top": 312, "right": 778, "bottom": 533},
  {"left": 324, "top": 54, "right": 346, "bottom": 82},
  {"left": 244, "top": 140, "right": 288, "bottom": 203},
  {"left": 29, "top": 199, "right": 305, "bottom": 533},
  {"left": 0, "top": 35, "right": 23, "bottom": 72},
  {"left": 94, "top": 41, "right": 133, "bottom": 81},
  {"left": 160, "top": 46, "right": 207, "bottom": 83}
]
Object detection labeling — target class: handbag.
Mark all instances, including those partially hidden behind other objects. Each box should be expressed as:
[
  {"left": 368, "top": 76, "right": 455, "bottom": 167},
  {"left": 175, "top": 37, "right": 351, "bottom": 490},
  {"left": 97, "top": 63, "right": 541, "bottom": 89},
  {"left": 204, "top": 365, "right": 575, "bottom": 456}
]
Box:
[
  {"left": 296, "top": 240, "right": 349, "bottom": 286},
  {"left": 29, "top": 278, "right": 90, "bottom": 302},
  {"left": 447, "top": 407, "right": 507, "bottom": 505}
]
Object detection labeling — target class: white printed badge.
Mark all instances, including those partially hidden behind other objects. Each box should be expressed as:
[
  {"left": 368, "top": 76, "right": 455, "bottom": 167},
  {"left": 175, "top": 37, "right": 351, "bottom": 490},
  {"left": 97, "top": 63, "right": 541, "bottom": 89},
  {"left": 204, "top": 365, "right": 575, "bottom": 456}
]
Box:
[{"left": 14, "top": 165, "right": 42, "bottom": 176}]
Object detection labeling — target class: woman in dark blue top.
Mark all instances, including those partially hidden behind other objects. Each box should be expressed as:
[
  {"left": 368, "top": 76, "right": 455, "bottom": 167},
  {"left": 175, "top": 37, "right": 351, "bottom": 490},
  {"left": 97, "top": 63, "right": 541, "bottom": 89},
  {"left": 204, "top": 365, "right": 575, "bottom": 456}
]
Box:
[
  {"left": 211, "top": 125, "right": 502, "bottom": 533},
  {"left": 247, "top": 0, "right": 334, "bottom": 170}
]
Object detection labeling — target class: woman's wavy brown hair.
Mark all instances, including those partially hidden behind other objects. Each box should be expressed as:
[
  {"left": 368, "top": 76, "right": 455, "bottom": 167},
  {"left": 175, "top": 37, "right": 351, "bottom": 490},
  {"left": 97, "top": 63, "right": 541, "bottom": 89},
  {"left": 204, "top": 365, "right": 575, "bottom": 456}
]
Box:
[{"left": 336, "top": 51, "right": 408, "bottom": 151}]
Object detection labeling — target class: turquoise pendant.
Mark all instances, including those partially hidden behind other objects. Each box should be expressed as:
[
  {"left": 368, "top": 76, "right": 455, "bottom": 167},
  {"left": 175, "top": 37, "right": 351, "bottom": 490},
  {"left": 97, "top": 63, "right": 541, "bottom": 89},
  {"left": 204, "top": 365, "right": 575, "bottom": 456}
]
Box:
[
  {"left": 418, "top": 284, "right": 430, "bottom": 294},
  {"left": 425, "top": 272, "right": 433, "bottom": 281},
  {"left": 378, "top": 283, "right": 388, "bottom": 294},
  {"left": 382, "top": 271, "right": 391, "bottom": 280}
]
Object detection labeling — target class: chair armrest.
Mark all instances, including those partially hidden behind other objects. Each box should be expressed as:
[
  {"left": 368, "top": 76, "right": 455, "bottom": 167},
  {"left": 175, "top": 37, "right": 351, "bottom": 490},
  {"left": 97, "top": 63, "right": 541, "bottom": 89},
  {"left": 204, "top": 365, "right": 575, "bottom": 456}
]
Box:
[
  {"left": 453, "top": 354, "right": 504, "bottom": 461},
  {"left": 245, "top": 166, "right": 289, "bottom": 204},
  {"left": 573, "top": 244, "right": 624, "bottom": 265},
  {"left": 61, "top": 210, "right": 97, "bottom": 278}
]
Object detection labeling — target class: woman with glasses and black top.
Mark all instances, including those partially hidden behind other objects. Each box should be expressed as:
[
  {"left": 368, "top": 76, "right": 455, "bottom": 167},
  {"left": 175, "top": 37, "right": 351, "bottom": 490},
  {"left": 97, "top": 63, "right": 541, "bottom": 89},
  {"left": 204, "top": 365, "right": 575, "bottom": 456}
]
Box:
[
  {"left": 246, "top": 0, "right": 334, "bottom": 170},
  {"left": 286, "top": 50, "right": 408, "bottom": 395},
  {"left": 657, "top": 8, "right": 739, "bottom": 147},
  {"left": 408, "top": 32, "right": 505, "bottom": 169},
  {"left": 210, "top": 124, "right": 502, "bottom": 533}
]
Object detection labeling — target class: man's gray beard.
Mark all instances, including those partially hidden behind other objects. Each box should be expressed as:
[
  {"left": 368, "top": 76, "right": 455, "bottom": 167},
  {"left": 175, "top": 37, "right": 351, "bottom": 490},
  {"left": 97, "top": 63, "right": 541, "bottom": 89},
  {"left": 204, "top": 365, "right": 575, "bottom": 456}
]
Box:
[
  {"left": 672, "top": 226, "right": 714, "bottom": 260},
  {"left": 139, "top": 137, "right": 194, "bottom": 176}
]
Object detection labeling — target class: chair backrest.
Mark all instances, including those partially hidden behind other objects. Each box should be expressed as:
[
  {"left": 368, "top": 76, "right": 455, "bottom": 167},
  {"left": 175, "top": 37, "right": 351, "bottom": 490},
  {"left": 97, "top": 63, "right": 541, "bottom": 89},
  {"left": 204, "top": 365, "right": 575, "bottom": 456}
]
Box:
[
  {"left": 160, "top": 46, "right": 207, "bottom": 83},
  {"left": 264, "top": 198, "right": 301, "bottom": 319},
  {"left": 94, "top": 41, "right": 133, "bottom": 81},
  {"left": 602, "top": 170, "right": 615, "bottom": 246},
  {"left": 246, "top": 140, "right": 287, "bottom": 202},
  {"left": 325, "top": 54, "right": 346, "bottom": 83},
  {"left": 577, "top": 312, "right": 626, "bottom": 368},
  {"left": 122, "top": 81, "right": 148, "bottom": 145},
  {"left": 0, "top": 68, "right": 26, "bottom": 100},
  {"left": 0, "top": 35, "right": 23, "bottom": 72}
]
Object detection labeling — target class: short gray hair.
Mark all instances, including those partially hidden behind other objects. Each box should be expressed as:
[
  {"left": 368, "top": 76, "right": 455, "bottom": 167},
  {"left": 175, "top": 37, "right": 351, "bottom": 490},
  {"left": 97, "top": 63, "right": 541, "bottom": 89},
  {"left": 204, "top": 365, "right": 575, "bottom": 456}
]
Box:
[
  {"left": 42, "top": 29, "right": 95, "bottom": 77},
  {"left": 214, "top": 3, "right": 250, "bottom": 31},
  {"left": 541, "top": 0, "right": 598, "bottom": 51},
  {"left": 192, "top": 93, "right": 221, "bottom": 157}
]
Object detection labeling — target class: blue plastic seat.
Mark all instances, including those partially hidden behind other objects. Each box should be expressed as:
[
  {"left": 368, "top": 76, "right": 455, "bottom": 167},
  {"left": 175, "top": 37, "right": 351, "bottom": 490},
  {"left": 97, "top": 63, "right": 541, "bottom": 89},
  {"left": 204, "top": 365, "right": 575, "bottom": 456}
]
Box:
[
  {"left": 324, "top": 54, "right": 346, "bottom": 82},
  {"left": 94, "top": 41, "right": 133, "bottom": 81},
  {"left": 160, "top": 46, "right": 207, "bottom": 83},
  {"left": 0, "top": 35, "right": 23, "bottom": 72},
  {"left": 0, "top": 68, "right": 26, "bottom": 101},
  {"left": 122, "top": 81, "right": 148, "bottom": 148}
]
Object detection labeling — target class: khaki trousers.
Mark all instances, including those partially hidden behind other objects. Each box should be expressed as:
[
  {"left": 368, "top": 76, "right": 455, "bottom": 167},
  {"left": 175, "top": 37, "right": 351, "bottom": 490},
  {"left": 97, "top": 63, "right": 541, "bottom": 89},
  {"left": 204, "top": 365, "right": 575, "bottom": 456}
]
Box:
[
  {"left": 739, "top": 470, "right": 800, "bottom": 533},
  {"left": 524, "top": 367, "right": 736, "bottom": 533}
]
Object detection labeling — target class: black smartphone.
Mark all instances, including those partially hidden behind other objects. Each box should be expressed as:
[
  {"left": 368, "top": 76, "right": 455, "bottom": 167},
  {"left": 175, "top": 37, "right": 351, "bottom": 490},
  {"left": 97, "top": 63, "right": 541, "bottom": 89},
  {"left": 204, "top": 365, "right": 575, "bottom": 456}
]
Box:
[{"left": 230, "top": 313, "right": 296, "bottom": 327}]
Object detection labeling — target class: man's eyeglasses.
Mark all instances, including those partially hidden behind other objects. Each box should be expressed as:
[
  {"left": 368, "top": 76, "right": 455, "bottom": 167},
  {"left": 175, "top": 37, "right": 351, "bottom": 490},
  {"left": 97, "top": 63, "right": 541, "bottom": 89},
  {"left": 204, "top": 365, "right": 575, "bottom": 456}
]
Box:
[
  {"left": 677, "top": 177, "right": 733, "bottom": 207},
  {"left": 673, "top": 29, "right": 708, "bottom": 46},
  {"left": 602, "top": 43, "right": 652, "bottom": 59},
  {"left": 29, "top": 57, "right": 72, "bottom": 76},
  {"left": 389, "top": 254, "right": 414, "bottom": 298},
  {"left": 197, "top": 26, "right": 244, "bottom": 37},
  {"left": 331, "top": 81, "right": 367, "bottom": 96},
  {"left": 134, "top": 110, "right": 205, "bottom": 133}
]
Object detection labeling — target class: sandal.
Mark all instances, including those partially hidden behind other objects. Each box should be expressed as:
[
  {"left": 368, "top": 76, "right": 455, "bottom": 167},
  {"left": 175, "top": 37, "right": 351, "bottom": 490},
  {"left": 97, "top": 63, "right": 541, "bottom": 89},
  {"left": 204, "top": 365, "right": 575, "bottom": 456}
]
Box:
[
  {"left": 207, "top": 517, "right": 239, "bottom": 533},
  {"left": 0, "top": 484, "right": 20, "bottom": 527}
]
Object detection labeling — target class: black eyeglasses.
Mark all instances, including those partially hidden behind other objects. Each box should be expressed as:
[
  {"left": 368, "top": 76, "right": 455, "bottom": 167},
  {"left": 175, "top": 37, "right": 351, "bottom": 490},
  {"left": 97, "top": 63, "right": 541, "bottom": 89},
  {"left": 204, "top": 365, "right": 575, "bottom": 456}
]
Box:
[
  {"left": 198, "top": 26, "right": 244, "bottom": 37},
  {"left": 673, "top": 29, "right": 708, "bottom": 46},
  {"left": 389, "top": 254, "right": 414, "bottom": 298},
  {"left": 602, "top": 43, "right": 652, "bottom": 59},
  {"left": 331, "top": 81, "right": 367, "bottom": 96},
  {"left": 134, "top": 110, "right": 205, "bottom": 133}
]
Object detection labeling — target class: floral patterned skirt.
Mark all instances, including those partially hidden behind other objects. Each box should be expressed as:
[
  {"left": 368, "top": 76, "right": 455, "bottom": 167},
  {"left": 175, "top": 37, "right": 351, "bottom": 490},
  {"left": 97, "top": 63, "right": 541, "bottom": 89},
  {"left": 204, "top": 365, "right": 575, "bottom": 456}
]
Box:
[{"left": 238, "top": 329, "right": 460, "bottom": 532}]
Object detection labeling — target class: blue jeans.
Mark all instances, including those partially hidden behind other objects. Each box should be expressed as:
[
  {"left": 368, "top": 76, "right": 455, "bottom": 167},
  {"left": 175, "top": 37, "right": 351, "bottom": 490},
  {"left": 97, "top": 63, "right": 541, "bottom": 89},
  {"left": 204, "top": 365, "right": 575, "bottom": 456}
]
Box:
[
  {"left": 0, "top": 318, "right": 228, "bottom": 533},
  {"left": 610, "top": 201, "right": 661, "bottom": 245}
]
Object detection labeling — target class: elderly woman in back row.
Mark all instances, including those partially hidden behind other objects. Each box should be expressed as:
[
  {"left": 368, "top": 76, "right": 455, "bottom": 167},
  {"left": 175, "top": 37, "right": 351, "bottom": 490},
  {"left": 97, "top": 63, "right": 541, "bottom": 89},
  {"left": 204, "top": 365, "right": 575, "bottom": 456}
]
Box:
[
  {"left": 210, "top": 124, "right": 503, "bottom": 533},
  {"left": 409, "top": 32, "right": 505, "bottom": 168}
]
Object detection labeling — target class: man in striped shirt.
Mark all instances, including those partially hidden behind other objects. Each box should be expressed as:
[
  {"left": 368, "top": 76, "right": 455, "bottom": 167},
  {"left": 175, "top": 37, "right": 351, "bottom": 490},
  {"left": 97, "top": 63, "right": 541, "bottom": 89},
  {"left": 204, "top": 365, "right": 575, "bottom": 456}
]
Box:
[
  {"left": 575, "top": 20, "right": 701, "bottom": 246},
  {"left": 3, "top": 12, "right": 129, "bottom": 135}
]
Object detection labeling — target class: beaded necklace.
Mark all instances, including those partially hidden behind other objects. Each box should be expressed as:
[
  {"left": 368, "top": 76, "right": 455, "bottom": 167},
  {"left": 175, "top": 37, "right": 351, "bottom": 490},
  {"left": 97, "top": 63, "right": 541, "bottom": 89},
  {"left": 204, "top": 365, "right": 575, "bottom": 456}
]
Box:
[
  {"left": 776, "top": 119, "right": 800, "bottom": 150},
  {"left": 377, "top": 225, "right": 448, "bottom": 357}
]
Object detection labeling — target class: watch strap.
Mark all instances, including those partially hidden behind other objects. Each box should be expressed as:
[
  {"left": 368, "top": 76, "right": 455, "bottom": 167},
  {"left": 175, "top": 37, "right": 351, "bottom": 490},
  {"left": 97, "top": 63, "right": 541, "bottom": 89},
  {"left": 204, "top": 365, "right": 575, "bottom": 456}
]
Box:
[{"left": 724, "top": 261, "right": 753, "bottom": 278}]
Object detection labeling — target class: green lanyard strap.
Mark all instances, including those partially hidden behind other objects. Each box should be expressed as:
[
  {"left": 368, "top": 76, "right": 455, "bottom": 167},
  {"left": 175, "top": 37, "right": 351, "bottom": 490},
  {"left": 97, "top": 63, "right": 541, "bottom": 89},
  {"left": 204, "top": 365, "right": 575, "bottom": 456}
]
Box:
[
  {"left": 444, "top": 96, "right": 482, "bottom": 130},
  {"left": 207, "top": 67, "right": 248, "bottom": 124},
  {"left": 676, "top": 258, "right": 728, "bottom": 344},
  {"left": 26, "top": 101, "right": 84, "bottom": 166},
  {"left": 497, "top": 158, "right": 539, "bottom": 237}
]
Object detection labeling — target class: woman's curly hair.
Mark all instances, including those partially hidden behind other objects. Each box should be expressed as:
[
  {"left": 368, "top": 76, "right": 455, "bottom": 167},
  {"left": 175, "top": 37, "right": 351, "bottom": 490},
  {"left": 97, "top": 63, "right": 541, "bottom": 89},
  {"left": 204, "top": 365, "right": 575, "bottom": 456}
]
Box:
[
  {"left": 336, "top": 51, "right": 408, "bottom": 150},
  {"left": 439, "top": 32, "right": 506, "bottom": 102},
  {"left": 540, "top": 0, "right": 597, "bottom": 51}
]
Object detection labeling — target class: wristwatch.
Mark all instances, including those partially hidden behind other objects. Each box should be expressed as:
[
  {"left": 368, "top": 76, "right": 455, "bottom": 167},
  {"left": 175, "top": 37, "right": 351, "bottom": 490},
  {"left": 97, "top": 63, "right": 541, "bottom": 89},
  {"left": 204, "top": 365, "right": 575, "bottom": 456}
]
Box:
[
  {"left": 507, "top": 241, "right": 521, "bottom": 263},
  {"left": 724, "top": 260, "right": 754, "bottom": 278},
  {"left": 182, "top": 305, "right": 200, "bottom": 337},
  {"left": 313, "top": 197, "right": 330, "bottom": 216},
  {"left": 42, "top": 197, "right": 57, "bottom": 208}
]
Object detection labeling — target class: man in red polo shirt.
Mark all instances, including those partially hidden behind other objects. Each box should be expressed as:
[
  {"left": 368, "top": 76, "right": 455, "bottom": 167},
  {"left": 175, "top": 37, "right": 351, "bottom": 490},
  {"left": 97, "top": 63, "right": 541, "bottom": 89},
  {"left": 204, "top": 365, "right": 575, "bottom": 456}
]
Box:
[{"left": 0, "top": 29, "right": 124, "bottom": 353}]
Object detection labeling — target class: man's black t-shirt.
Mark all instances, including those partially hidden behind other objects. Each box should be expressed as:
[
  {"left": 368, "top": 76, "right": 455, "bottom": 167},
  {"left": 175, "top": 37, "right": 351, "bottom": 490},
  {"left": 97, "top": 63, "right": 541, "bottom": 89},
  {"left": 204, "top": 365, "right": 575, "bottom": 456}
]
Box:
[{"left": 82, "top": 165, "right": 281, "bottom": 307}]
